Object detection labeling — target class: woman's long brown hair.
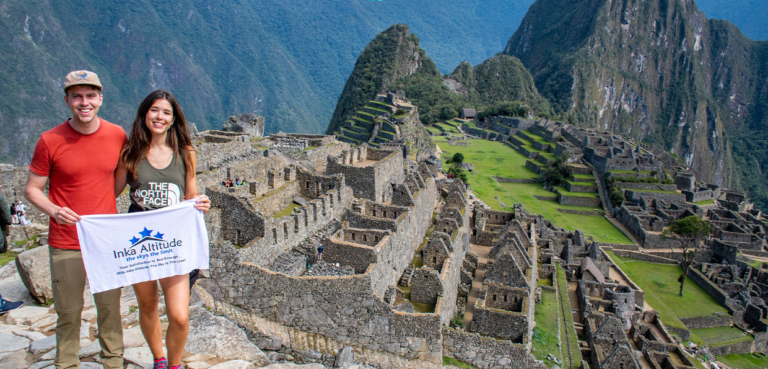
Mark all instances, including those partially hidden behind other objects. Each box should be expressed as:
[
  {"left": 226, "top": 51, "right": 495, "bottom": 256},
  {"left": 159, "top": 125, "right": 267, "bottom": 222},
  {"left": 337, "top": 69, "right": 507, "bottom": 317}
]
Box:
[{"left": 121, "top": 90, "right": 194, "bottom": 178}]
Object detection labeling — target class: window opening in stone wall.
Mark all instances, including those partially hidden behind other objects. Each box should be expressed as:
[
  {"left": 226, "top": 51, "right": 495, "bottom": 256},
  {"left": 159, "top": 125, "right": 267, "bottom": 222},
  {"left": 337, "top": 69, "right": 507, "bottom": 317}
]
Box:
[
  {"left": 433, "top": 257, "right": 437, "bottom": 264},
  {"left": 283, "top": 223, "right": 288, "bottom": 237},
  {"left": 273, "top": 228, "right": 278, "bottom": 244},
  {"left": 373, "top": 210, "right": 377, "bottom": 217},
  {"left": 294, "top": 217, "right": 299, "bottom": 233},
  {"left": 363, "top": 235, "right": 367, "bottom": 242},
  {"left": 306, "top": 181, "right": 310, "bottom": 189},
  {"left": 504, "top": 295, "right": 507, "bottom": 302},
  {"left": 352, "top": 233, "right": 356, "bottom": 241},
  {"left": 375, "top": 236, "right": 379, "bottom": 243},
  {"left": 236, "top": 230, "right": 241, "bottom": 245},
  {"left": 314, "top": 205, "right": 318, "bottom": 221},
  {"left": 493, "top": 295, "right": 497, "bottom": 301}
]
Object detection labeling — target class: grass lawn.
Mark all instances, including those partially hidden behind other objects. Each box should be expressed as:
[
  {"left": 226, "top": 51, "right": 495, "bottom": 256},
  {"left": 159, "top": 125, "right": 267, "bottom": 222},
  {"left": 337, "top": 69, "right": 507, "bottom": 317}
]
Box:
[
  {"left": 694, "top": 199, "right": 715, "bottom": 206},
  {"left": 557, "top": 266, "right": 582, "bottom": 369},
  {"left": 718, "top": 353, "right": 768, "bottom": 369},
  {"left": 691, "top": 326, "right": 752, "bottom": 346},
  {"left": 604, "top": 251, "right": 728, "bottom": 343},
  {"left": 274, "top": 203, "right": 301, "bottom": 218},
  {"left": 426, "top": 126, "right": 443, "bottom": 135},
  {"left": 555, "top": 187, "right": 599, "bottom": 198},
  {"left": 438, "top": 139, "right": 631, "bottom": 244},
  {"left": 532, "top": 290, "right": 562, "bottom": 367},
  {"left": 572, "top": 173, "right": 594, "bottom": 180}
]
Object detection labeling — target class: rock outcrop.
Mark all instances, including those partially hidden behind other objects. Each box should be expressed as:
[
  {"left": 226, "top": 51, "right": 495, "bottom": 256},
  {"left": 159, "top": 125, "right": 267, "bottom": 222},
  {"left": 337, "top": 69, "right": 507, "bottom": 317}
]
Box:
[{"left": 15, "top": 246, "right": 52, "bottom": 304}]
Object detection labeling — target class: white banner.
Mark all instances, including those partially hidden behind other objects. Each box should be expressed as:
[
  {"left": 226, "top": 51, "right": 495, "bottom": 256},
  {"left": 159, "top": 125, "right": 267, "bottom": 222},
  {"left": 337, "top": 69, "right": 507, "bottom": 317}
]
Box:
[{"left": 76, "top": 200, "right": 209, "bottom": 294}]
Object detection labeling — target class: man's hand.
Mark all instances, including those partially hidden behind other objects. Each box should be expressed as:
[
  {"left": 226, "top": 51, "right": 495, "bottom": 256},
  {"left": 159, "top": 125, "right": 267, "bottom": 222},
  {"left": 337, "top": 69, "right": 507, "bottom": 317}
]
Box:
[{"left": 53, "top": 207, "right": 81, "bottom": 225}]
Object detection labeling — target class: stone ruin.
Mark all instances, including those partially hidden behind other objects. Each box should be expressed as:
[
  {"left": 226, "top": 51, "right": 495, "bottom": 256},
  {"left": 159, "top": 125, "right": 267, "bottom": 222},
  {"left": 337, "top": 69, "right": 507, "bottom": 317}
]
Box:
[{"left": 222, "top": 113, "right": 265, "bottom": 137}]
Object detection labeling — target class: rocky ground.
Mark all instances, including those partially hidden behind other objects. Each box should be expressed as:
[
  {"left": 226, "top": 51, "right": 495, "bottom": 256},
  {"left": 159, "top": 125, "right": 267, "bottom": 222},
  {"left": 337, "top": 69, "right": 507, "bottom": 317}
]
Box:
[{"left": 0, "top": 246, "right": 378, "bottom": 369}]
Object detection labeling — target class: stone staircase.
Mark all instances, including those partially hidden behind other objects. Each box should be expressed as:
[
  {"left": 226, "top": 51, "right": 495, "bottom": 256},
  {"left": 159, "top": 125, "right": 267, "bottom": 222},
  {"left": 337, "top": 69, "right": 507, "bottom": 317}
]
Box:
[{"left": 399, "top": 265, "right": 415, "bottom": 287}]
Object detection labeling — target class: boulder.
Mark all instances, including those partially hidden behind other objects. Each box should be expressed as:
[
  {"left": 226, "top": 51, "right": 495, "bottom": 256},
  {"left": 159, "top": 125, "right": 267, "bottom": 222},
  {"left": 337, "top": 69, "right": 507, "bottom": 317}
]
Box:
[
  {"left": 0, "top": 350, "right": 30, "bottom": 369},
  {"left": 185, "top": 307, "right": 269, "bottom": 366},
  {"left": 15, "top": 246, "right": 52, "bottom": 303},
  {"left": 222, "top": 114, "right": 265, "bottom": 137},
  {"left": 334, "top": 346, "right": 354, "bottom": 368},
  {"left": 29, "top": 335, "right": 57, "bottom": 355}
]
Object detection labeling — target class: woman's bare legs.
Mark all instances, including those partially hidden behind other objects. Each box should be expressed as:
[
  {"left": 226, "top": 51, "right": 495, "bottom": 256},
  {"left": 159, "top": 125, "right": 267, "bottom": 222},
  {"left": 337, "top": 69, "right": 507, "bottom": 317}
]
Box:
[
  {"left": 159, "top": 274, "right": 190, "bottom": 367},
  {"left": 133, "top": 280, "right": 164, "bottom": 360}
]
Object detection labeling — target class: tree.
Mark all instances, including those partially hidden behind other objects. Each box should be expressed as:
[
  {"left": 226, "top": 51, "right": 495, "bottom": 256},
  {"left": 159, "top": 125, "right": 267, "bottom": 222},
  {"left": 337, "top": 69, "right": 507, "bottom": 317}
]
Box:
[
  {"left": 538, "top": 153, "right": 570, "bottom": 187},
  {"left": 446, "top": 152, "right": 468, "bottom": 183},
  {"left": 661, "top": 215, "right": 712, "bottom": 296}
]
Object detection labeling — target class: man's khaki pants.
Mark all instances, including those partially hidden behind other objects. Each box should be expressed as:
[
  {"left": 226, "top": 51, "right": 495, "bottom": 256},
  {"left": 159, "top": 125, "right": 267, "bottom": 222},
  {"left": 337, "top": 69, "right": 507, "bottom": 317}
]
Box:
[{"left": 50, "top": 247, "right": 123, "bottom": 369}]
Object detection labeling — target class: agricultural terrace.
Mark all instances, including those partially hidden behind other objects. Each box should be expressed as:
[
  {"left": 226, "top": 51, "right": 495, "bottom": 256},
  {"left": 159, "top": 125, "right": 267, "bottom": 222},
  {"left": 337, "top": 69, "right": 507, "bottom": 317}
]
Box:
[
  {"left": 433, "top": 136, "right": 631, "bottom": 244},
  {"left": 605, "top": 251, "right": 729, "bottom": 345}
]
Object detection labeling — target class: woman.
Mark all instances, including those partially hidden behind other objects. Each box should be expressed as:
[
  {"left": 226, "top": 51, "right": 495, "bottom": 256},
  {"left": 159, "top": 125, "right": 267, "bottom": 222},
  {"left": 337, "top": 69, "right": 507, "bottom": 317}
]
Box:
[{"left": 115, "top": 90, "right": 210, "bottom": 369}]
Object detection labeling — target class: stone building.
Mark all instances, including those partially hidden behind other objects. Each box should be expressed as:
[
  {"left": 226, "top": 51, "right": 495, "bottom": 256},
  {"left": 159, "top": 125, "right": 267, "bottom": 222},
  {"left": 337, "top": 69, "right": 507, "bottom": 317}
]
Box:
[{"left": 326, "top": 145, "right": 405, "bottom": 203}]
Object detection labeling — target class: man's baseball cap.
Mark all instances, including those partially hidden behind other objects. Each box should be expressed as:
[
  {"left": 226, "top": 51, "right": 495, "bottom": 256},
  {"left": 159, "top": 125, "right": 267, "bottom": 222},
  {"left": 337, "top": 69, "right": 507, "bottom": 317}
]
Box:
[{"left": 63, "top": 70, "right": 103, "bottom": 91}]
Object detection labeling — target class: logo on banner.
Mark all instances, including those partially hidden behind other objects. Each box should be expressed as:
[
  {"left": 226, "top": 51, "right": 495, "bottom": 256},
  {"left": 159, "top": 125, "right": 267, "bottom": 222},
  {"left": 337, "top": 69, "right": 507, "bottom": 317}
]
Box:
[{"left": 114, "top": 227, "right": 183, "bottom": 259}]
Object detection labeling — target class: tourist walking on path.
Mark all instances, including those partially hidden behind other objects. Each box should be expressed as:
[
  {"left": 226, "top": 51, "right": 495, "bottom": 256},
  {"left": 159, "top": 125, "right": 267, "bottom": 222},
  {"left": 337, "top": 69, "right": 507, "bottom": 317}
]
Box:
[
  {"left": 114, "top": 89, "right": 210, "bottom": 369},
  {"left": 24, "top": 70, "right": 127, "bottom": 369},
  {"left": 0, "top": 184, "right": 11, "bottom": 253},
  {"left": 9, "top": 198, "right": 18, "bottom": 225}
]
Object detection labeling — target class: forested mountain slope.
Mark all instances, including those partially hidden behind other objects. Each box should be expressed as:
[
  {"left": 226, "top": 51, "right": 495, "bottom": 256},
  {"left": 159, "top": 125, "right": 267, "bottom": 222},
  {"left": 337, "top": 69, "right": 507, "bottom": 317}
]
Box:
[
  {"left": 503, "top": 0, "right": 768, "bottom": 209},
  {"left": 0, "top": 0, "right": 535, "bottom": 165}
]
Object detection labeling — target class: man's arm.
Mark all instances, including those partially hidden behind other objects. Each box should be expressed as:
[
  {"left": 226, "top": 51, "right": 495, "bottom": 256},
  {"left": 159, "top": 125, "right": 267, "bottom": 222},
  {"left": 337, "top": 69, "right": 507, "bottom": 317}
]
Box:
[{"left": 24, "top": 172, "right": 80, "bottom": 225}]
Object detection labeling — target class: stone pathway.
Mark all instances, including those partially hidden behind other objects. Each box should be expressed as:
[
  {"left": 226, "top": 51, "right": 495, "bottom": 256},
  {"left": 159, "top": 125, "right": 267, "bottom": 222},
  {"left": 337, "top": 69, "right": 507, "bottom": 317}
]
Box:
[{"left": 462, "top": 243, "right": 490, "bottom": 329}]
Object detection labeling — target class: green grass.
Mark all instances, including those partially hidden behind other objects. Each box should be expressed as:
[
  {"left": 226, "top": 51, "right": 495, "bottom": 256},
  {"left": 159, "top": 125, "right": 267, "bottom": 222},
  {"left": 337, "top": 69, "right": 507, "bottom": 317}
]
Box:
[
  {"left": 532, "top": 290, "right": 562, "bottom": 367},
  {"left": 411, "top": 301, "right": 435, "bottom": 313},
  {"left": 742, "top": 255, "right": 766, "bottom": 269},
  {"left": 273, "top": 203, "right": 300, "bottom": 218},
  {"left": 555, "top": 187, "right": 599, "bottom": 198},
  {"left": 0, "top": 251, "right": 17, "bottom": 266},
  {"left": 427, "top": 126, "right": 443, "bottom": 135},
  {"left": 604, "top": 251, "right": 729, "bottom": 343},
  {"left": 718, "top": 353, "right": 768, "bottom": 369},
  {"left": 443, "top": 356, "right": 477, "bottom": 368},
  {"left": 609, "top": 170, "right": 653, "bottom": 174},
  {"left": 694, "top": 199, "right": 715, "bottom": 206},
  {"left": 691, "top": 326, "right": 751, "bottom": 346},
  {"left": 572, "top": 173, "right": 594, "bottom": 179},
  {"left": 437, "top": 138, "right": 630, "bottom": 244},
  {"left": 557, "top": 265, "right": 582, "bottom": 369}
]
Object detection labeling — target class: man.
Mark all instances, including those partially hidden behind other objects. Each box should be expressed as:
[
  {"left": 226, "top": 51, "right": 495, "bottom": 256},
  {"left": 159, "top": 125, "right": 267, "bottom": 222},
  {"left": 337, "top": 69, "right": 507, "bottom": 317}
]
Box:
[
  {"left": 0, "top": 184, "right": 11, "bottom": 253},
  {"left": 25, "top": 70, "right": 127, "bottom": 369}
]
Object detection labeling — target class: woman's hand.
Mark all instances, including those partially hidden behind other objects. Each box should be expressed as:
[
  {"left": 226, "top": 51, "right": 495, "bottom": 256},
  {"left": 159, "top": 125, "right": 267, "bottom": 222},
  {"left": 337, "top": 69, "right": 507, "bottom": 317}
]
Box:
[{"left": 194, "top": 195, "right": 211, "bottom": 213}]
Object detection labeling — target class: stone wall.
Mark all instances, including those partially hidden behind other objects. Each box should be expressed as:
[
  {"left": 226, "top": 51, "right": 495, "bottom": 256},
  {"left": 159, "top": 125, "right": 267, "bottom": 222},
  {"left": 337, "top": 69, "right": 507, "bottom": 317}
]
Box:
[
  {"left": 208, "top": 242, "right": 443, "bottom": 363},
  {"left": 441, "top": 327, "right": 545, "bottom": 369},
  {"left": 252, "top": 181, "right": 301, "bottom": 216},
  {"left": 687, "top": 267, "right": 732, "bottom": 308},
  {"left": 612, "top": 250, "right": 678, "bottom": 264},
  {"left": 195, "top": 132, "right": 261, "bottom": 172},
  {"left": 322, "top": 236, "right": 381, "bottom": 274},
  {"left": 196, "top": 155, "right": 287, "bottom": 195},
  {"left": 625, "top": 190, "right": 687, "bottom": 204},
  {"left": 708, "top": 338, "right": 754, "bottom": 356},
  {"left": 411, "top": 267, "right": 443, "bottom": 305},
  {"left": 678, "top": 315, "right": 733, "bottom": 329},
  {"left": 327, "top": 146, "right": 405, "bottom": 202},
  {"left": 558, "top": 193, "right": 602, "bottom": 208},
  {"left": 207, "top": 181, "right": 353, "bottom": 267},
  {"left": 616, "top": 182, "right": 678, "bottom": 192},
  {"left": 0, "top": 165, "right": 49, "bottom": 224},
  {"left": 565, "top": 182, "right": 597, "bottom": 193}
]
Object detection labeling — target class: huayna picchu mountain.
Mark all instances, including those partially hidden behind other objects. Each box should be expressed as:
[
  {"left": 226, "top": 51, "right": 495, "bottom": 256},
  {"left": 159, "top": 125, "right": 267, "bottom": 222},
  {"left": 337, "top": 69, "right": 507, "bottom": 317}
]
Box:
[
  {"left": 327, "top": 24, "right": 550, "bottom": 140},
  {"left": 503, "top": 0, "right": 768, "bottom": 209}
]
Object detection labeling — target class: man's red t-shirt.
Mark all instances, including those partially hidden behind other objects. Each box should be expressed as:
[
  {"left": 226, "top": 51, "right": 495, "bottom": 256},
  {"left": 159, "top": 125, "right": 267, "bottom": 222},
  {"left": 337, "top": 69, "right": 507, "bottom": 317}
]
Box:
[{"left": 29, "top": 119, "right": 127, "bottom": 250}]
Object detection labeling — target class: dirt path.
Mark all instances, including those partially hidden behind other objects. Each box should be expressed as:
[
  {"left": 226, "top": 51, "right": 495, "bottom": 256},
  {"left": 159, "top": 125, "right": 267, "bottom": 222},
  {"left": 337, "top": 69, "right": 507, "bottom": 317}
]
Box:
[{"left": 463, "top": 243, "right": 490, "bottom": 329}]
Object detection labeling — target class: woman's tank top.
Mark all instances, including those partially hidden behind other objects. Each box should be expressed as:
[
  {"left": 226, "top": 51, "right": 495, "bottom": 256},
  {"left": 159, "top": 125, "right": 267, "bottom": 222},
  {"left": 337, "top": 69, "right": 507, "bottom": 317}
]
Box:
[{"left": 128, "top": 154, "right": 186, "bottom": 212}]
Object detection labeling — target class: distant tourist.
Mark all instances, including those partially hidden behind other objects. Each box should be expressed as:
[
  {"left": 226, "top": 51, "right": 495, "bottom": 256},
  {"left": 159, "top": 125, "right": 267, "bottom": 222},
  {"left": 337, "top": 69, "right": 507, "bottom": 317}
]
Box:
[
  {"left": 25, "top": 70, "right": 127, "bottom": 369},
  {"left": 318, "top": 245, "right": 324, "bottom": 261},
  {"left": 114, "top": 89, "right": 210, "bottom": 369},
  {"left": 9, "top": 199, "right": 18, "bottom": 225},
  {"left": 15, "top": 201, "right": 30, "bottom": 226}
]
